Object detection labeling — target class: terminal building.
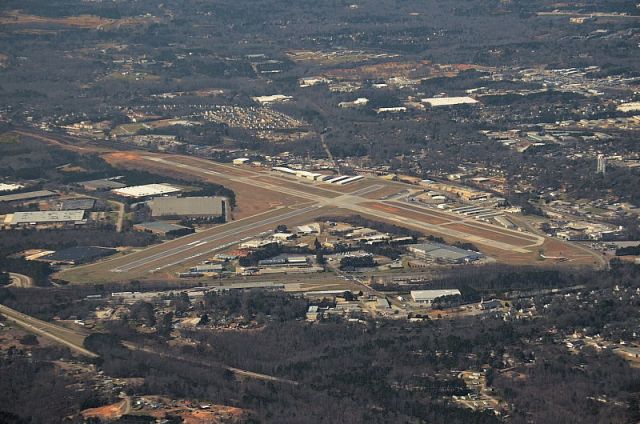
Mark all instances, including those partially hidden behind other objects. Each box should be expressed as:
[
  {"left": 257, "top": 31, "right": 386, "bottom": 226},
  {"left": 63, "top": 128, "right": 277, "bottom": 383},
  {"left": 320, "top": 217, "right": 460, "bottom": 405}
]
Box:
[{"left": 147, "top": 196, "right": 226, "bottom": 221}]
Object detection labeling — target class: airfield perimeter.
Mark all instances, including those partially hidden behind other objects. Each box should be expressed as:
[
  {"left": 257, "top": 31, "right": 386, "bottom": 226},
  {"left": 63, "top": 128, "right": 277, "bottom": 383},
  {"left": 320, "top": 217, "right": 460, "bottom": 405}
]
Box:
[{"left": 12, "top": 130, "right": 604, "bottom": 284}]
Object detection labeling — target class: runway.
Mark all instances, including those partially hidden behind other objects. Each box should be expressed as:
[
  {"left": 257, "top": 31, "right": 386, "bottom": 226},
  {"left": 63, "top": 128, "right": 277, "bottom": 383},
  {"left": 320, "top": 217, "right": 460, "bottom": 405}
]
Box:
[
  {"left": 112, "top": 204, "right": 322, "bottom": 273},
  {"left": 34, "top": 133, "right": 600, "bottom": 282}
]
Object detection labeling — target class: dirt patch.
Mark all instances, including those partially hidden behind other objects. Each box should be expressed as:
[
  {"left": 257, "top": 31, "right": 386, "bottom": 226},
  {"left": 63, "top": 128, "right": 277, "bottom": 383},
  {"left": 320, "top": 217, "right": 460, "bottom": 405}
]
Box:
[
  {"left": 180, "top": 406, "right": 247, "bottom": 424},
  {"left": 104, "top": 152, "right": 143, "bottom": 162},
  {"left": 81, "top": 400, "right": 128, "bottom": 420}
]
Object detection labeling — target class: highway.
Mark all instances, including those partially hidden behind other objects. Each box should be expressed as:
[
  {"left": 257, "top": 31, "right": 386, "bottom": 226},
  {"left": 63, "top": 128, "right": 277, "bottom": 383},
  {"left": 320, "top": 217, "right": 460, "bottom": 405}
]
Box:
[
  {"left": 122, "top": 342, "right": 298, "bottom": 385},
  {"left": 0, "top": 304, "right": 98, "bottom": 357},
  {"left": 0, "top": 303, "right": 298, "bottom": 384}
]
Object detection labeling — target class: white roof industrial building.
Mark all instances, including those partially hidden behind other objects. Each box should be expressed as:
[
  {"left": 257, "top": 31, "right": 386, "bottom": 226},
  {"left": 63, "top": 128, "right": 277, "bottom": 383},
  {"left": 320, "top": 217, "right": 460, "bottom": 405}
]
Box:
[
  {"left": 422, "top": 96, "right": 478, "bottom": 107},
  {"left": 112, "top": 183, "right": 181, "bottom": 198},
  {"left": 0, "top": 183, "right": 24, "bottom": 193},
  {"left": 147, "top": 196, "right": 225, "bottom": 218},
  {"left": 411, "top": 289, "right": 461, "bottom": 303},
  {"left": 5, "top": 210, "right": 85, "bottom": 226}
]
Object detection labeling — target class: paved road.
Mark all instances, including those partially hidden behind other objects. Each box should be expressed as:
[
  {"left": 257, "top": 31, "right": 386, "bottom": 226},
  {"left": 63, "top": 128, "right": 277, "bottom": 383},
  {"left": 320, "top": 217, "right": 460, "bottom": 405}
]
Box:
[
  {"left": 0, "top": 304, "right": 98, "bottom": 357},
  {"left": 0, "top": 303, "right": 298, "bottom": 384},
  {"left": 122, "top": 342, "right": 298, "bottom": 385},
  {"left": 8, "top": 273, "right": 33, "bottom": 288}
]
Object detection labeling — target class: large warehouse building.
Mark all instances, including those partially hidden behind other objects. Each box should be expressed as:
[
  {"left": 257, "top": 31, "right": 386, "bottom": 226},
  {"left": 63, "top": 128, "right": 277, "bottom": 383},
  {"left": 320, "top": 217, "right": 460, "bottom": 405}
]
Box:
[
  {"left": 411, "top": 289, "right": 461, "bottom": 304},
  {"left": 112, "top": 183, "right": 181, "bottom": 199},
  {"left": 4, "top": 210, "right": 86, "bottom": 227},
  {"left": 147, "top": 196, "right": 226, "bottom": 221},
  {"left": 407, "top": 242, "right": 482, "bottom": 264}
]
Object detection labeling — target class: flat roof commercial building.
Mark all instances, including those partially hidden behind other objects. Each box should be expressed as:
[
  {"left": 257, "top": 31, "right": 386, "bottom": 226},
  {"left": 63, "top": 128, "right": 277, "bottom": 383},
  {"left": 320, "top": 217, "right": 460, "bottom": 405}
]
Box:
[
  {"left": 59, "top": 198, "right": 96, "bottom": 211},
  {"left": 407, "top": 242, "right": 482, "bottom": 264},
  {"left": 77, "top": 178, "right": 126, "bottom": 191},
  {"left": 0, "top": 190, "right": 57, "bottom": 203},
  {"left": 411, "top": 289, "right": 461, "bottom": 304},
  {"left": 112, "top": 183, "right": 181, "bottom": 199},
  {"left": 422, "top": 96, "right": 478, "bottom": 107},
  {"left": 133, "top": 221, "right": 194, "bottom": 237},
  {"left": 0, "top": 183, "right": 24, "bottom": 193},
  {"left": 4, "top": 210, "right": 86, "bottom": 226},
  {"left": 147, "top": 196, "right": 226, "bottom": 220}
]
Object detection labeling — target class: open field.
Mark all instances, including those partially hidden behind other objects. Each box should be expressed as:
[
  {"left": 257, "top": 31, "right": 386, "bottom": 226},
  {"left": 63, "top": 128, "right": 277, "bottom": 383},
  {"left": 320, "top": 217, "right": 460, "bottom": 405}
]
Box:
[
  {"left": 0, "top": 11, "right": 159, "bottom": 29},
  {"left": 104, "top": 153, "right": 308, "bottom": 219}
]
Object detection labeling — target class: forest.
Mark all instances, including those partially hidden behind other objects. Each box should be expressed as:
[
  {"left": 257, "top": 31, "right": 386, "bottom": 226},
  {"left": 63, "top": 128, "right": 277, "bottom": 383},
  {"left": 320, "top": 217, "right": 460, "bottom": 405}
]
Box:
[{"left": 0, "top": 261, "right": 639, "bottom": 422}]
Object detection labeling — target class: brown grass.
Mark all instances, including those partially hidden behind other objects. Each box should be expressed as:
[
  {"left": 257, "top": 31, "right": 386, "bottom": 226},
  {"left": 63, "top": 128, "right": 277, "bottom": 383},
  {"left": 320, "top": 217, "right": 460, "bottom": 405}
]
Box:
[{"left": 0, "top": 11, "right": 159, "bottom": 29}]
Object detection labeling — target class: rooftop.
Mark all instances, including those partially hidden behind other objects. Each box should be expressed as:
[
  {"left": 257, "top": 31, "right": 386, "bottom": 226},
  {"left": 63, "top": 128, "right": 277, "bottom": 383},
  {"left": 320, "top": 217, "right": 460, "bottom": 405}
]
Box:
[
  {"left": 422, "top": 96, "right": 479, "bottom": 107},
  {"left": 112, "top": 183, "right": 181, "bottom": 198},
  {"left": 411, "top": 289, "right": 461, "bottom": 302},
  {"left": 408, "top": 242, "right": 482, "bottom": 261},
  {"left": 0, "top": 190, "right": 57, "bottom": 202},
  {"left": 7, "top": 210, "right": 85, "bottom": 225},
  {"left": 134, "top": 221, "right": 192, "bottom": 233},
  {"left": 77, "top": 178, "right": 126, "bottom": 190},
  {"left": 148, "top": 196, "right": 225, "bottom": 217}
]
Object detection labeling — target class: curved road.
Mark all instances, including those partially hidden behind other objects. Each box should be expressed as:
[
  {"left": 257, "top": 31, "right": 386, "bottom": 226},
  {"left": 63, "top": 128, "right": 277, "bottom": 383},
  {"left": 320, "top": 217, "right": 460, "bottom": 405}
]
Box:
[{"left": 8, "top": 273, "right": 34, "bottom": 288}]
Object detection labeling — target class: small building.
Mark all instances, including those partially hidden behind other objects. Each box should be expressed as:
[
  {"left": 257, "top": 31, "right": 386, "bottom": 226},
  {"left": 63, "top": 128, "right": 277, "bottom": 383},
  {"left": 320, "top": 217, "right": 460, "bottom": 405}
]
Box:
[
  {"left": 233, "top": 158, "right": 250, "bottom": 165},
  {"left": 272, "top": 232, "right": 295, "bottom": 241},
  {"left": 411, "top": 289, "right": 461, "bottom": 304},
  {"left": 252, "top": 94, "right": 293, "bottom": 104},
  {"left": 480, "top": 299, "right": 502, "bottom": 310},
  {"left": 376, "top": 107, "right": 407, "bottom": 114},
  {"left": 306, "top": 305, "right": 321, "bottom": 321},
  {"left": 189, "top": 264, "right": 224, "bottom": 273},
  {"left": 133, "top": 221, "right": 194, "bottom": 237}
]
